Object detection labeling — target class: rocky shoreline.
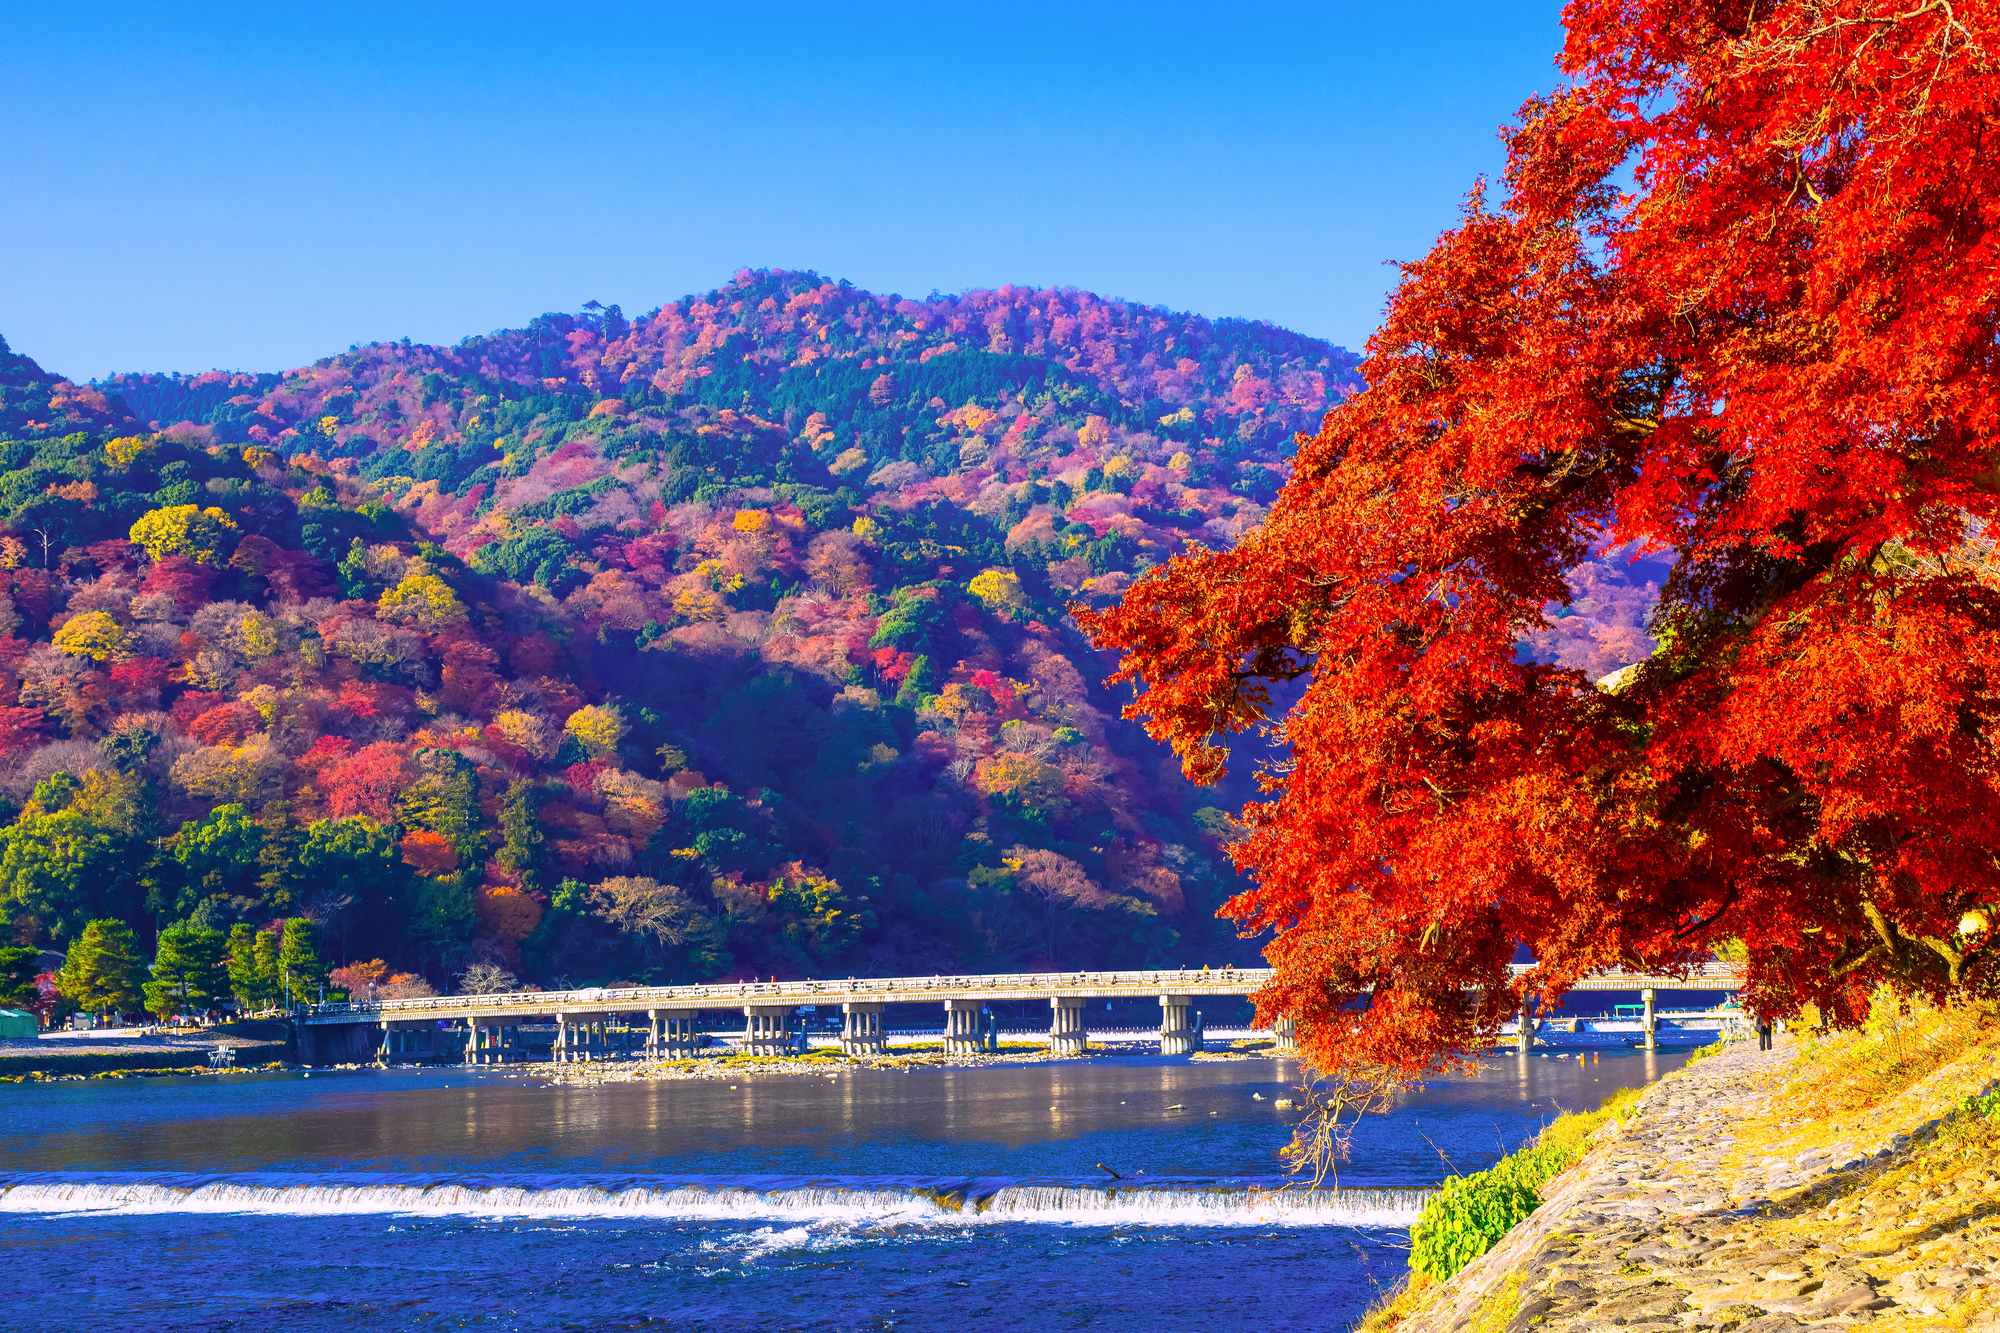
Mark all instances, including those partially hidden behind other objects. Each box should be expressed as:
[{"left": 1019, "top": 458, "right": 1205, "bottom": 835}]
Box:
[{"left": 1388, "top": 1024, "right": 2000, "bottom": 1333}]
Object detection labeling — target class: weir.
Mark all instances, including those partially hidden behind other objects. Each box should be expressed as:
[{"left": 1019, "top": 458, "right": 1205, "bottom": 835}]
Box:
[{"left": 296, "top": 963, "right": 1742, "bottom": 1066}]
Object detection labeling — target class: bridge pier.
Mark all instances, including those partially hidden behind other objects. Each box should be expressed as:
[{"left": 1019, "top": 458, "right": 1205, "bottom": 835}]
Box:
[
  {"left": 1642, "top": 987, "right": 1657, "bottom": 1050},
  {"left": 649, "top": 1008, "right": 698, "bottom": 1057},
  {"left": 1049, "top": 996, "right": 1088, "bottom": 1054},
  {"left": 1517, "top": 996, "right": 1537, "bottom": 1053},
  {"left": 554, "top": 1013, "right": 579, "bottom": 1063},
  {"left": 1272, "top": 1015, "right": 1297, "bottom": 1053},
  {"left": 841, "top": 1001, "right": 885, "bottom": 1055},
  {"left": 944, "top": 999, "right": 984, "bottom": 1056},
  {"left": 1158, "top": 994, "right": 1199, "bottom": 1056},
  {"left": 379, "top": 1019, "right": 435, "bottom": 1064},
  {"left": 464, "top": 1020, "right": 516, "bottom": 1064},
  {"left": 743, "top": 1005, "right": 792, "bottom": 1056}
]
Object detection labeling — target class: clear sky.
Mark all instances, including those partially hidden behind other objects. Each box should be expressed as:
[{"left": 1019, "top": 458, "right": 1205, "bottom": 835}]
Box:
[{"left": 2, "top": 2, "right": 1567, "bottom": 382}]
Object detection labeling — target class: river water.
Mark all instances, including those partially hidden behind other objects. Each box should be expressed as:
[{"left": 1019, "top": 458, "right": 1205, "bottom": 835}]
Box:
[{"left": 0, "top": 1046, "right": 1693, "bottom": 1331}]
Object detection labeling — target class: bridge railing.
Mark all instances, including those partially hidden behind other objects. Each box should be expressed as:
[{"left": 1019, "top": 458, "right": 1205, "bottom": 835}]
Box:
[
  {"left": 304, "top": 966, "right": 1278, "bottom": 1022},
  {"left": 301, "top": 959, "right": 1746, "bottom": 1024}
]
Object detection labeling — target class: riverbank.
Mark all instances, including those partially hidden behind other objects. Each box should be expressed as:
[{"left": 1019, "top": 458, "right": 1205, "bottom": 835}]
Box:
[
  {"left": 0, "top": 1019, "right": 294, "bottom": 1079},
  {"left": 1372, "top": 1002, "right": 2000, "bottom": 1333}
]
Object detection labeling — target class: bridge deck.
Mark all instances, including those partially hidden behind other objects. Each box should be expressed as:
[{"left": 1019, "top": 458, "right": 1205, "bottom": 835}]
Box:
[{"left": 300, "top": 962, "right": 1743, "bottom": 1026}]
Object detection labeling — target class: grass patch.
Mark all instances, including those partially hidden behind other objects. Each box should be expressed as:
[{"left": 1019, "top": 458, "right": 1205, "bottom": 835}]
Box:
[
  {"left": 1407, "top": 1086, "right": 1637, "bottom": 1281},
  {"left": 1469, "top": 1273, "right": 1524, "bottom": 1333},
  {"left": 1351, "top": 1271, "right": 1437, "bottom": 1333},
  {"left": 1725, "top": 990, "right": 2000, "bottom": 1171}
]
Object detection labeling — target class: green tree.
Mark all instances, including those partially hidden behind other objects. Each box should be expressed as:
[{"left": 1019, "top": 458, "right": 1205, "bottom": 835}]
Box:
[
  {"left": 400, "top": 750, "right": 481, "bottom": 860},
  {"left": 894, "top": 653, "right": 939, "bottom": 707},
  {"left": 143, "top": 922, "right": 227, "bottom": 1018},
  {"left": 170, "top": 803, "right": 262, "bottom": 919},
  {"left": 253, "top": 928, "right": 282, "bottom": 1008},
  {"left": 298, "top": 816, "right": 404, "bottom": 937},
  {"left": 0, "top": 944, "right": 39, "bottom": 1008},
  {"left": 278, "top": 918, "right": 326, "bottom": 1004},
  {"left": 53, "top": 918, "right": 143, "bottom": 1017},
  {"left": 0, "top": 773, "right": 147, "bottom": 940},
  {"left": 495, "top": 780, "right": 545, "bottom": 890},
  {"left": 224, "top": 923, "right": 280, "bottom": 1011},
  {"left": 254, "top": 800, "right": 300, "bottom": 911}
]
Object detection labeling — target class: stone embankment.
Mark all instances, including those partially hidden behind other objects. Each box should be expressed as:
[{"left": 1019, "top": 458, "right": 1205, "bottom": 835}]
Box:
[{"left": 1394, "top": 1028, "right": 2000, "bottom": 1333}]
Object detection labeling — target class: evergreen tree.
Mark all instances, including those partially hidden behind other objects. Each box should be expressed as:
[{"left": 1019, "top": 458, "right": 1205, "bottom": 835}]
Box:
[
  {"left": 53, "top": 918, "right": 143, "bottom": 1017},
  {"left": 0, "top": 944, "right": 38, "bottom": 1009},
  {"left": 495, "top": 780, "right": 545, "bottom": 890},
  {"left": 225, "top": 923, "right": 268, "bottom": 1011},
  {"left": 143, "top": 922, "right": 226, "bottom": 1019},
  {"left": 252, "top": 928, "right": 282, "bottom": 1009},
  {"left": 278, "top": 918, "right": 326, "bottom": 1005},
  {"left": 254, "top": 800, "right": 301, "bottom": 912}
]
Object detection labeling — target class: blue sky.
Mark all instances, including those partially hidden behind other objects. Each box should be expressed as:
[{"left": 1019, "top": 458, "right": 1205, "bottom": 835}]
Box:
[{"left": 2, "top": 2, "right": 1566, "bottom": 381}]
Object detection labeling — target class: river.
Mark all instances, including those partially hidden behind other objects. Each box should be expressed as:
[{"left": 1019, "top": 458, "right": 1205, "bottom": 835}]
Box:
[{"left": 0, "top": 1046, "right": 1694, "bottom": 1331}]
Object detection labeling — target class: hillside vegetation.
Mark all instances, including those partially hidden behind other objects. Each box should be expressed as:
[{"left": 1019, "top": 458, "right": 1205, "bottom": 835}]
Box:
[{"left": 0, "top": 272, "right": 1404, "bottom": 1001}]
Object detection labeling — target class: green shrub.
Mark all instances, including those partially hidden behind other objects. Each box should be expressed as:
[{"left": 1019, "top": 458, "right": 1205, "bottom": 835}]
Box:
[{"left": 1407, "top": 1090, "right": 1633, "bottom": 1280}]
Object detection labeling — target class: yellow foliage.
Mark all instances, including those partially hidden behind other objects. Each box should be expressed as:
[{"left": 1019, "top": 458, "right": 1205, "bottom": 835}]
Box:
[
  {"left": 319, "top": 416, "right": 342, "bottom": 435},
  {"left": 52, "top": 610, "right": 130, "bottom": 662},
  {"left": 733, "top": 509, "right": 770, "bottom": 533},
  {"left": 237, "top": 612, "right": 279, "bottom": 661},
  {"left": 673, "top": 587, "right": 725, "bottom": 622},
  {"left": 852, "top": 517, "right": 882, "bottom": 543},
  {"left": 0, "top": 537, "right": 23, "bottom": 570},
  {"left": 129, "top": 505, "right": 240, "bottom": 565},
  {"left": 829, "top": 447, "right": 869, "bottom": 476},
  {"left": 491, "top": 710, "right": 554, "bottom": 759},
  {"left": 1168, "top": 451, "right": 1193, "bottom": 472},
  {"left": 242, "top": 445, "right": 279, "bottom": 470},
  {"left": 967, "top": 569, "right": 1027, "bottom": 614},
  {"left": 378, "top": 571, "right": 469, "bottom": 629},
  {"left": 1103, "top": 455, "right": 1138, "bottom": 479},
  {"left": 1078, "top": 415, "right": 1111, "bottom": 448},
  {"left": 564, "top": 704, "right": 626, "bottom": 759},
  {"left": 105, "top": 435, "right": 155, "bottom": 471},
  {"left": 977, "top": 753, "right": 1066, "bottom": 808}
]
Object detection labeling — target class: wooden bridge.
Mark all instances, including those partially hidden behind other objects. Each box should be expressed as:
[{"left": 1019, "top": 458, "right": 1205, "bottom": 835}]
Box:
[{"left": 295, "top": 962, "right": 1743, "bottom": 1065}]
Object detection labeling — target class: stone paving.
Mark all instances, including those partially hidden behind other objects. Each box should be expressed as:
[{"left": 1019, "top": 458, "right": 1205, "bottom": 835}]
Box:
[{"left": 1397, "top": 1034, "right": 2000, "bottom": 1333}]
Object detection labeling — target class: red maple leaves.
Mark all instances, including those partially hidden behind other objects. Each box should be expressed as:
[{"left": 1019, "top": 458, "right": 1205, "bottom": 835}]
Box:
[{"left": 1085, "top": 0, "right": 2000, "bottom": 1077}]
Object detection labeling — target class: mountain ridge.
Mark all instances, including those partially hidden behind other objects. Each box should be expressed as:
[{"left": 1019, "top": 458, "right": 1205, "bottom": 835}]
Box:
[{"left": 0, "top": 272, "right": 1366, "bottom": 1010}]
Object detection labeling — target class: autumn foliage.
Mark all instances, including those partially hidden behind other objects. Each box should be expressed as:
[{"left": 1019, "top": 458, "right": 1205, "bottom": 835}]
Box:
[{"left": 1085, "top": 0, "right": 2000, "bottom": 1078}]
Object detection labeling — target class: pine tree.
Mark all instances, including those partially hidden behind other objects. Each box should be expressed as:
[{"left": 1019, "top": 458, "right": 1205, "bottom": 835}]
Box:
[
  {"left": 252, "top": 928, "right": 282, "bottom": 1009},
  {"left": 225, "top": 923, "right": 263, "bottom": 1011},
  {"left": 495, "top": 780, "right": 544, "bottom": 891},
  {"left": 254, "top": 800, "right": 300, "bottom": 913},
  {"left": 278, "top": 918, "right": 326, "bottom": 1005},
  {"left": 142, "top": 923, "right": 226, "bottom": 1019},
  {"left": 54, "top": 919, "right": 143, "bottom": 1017}
]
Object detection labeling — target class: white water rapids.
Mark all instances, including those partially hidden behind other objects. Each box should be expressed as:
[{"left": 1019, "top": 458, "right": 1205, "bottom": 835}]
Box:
[{"left": 0, "top": 1171, "right": 1429, "bottom": 1227}]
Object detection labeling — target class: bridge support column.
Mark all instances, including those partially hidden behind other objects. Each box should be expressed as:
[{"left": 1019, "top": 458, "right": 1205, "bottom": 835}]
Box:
[
  {"left": 944, "top": 999, "right": 983, "bottom": 1056},
  {"left": 1049, "top": 996, "right": 1088, "bottom": 1054},
  {"left": 743, "top": 1005, "right": 791, "bottom": 1057},
  {"left": 1158, "top": 994, "right": 1197, "bottom": 1056},
  {"left": 841, "top": 1001, "right": 885, "bottom": 1055},
  {"left": 1272, "top": 1016, "right": 1297, "bottom": 1053},
  {"left": 554, "top": 1014, "right": 571, "bottom": 1063},
  {"left": 649, "top": 1008, "right": 698, "bottom": 1057},
  {"left": 985, "top": 1011, "right": 999, "bottom": 1053},
  {"left": 1517, "top": 996, "right": 1537, "bottom": 1053},
  {"left": 1642, "top": 988, "right": 1657, "bottom": 1051}
]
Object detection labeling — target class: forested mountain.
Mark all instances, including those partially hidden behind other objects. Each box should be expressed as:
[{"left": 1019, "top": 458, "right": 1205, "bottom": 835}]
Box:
[{"left": 0, "top": 272, "right": 1396, "bottom": 1004}]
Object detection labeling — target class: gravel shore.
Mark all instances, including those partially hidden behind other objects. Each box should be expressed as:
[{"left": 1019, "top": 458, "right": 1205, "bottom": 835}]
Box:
[{"left": 1392, "top": 1027, "right": 2000, "bottom": 1333}]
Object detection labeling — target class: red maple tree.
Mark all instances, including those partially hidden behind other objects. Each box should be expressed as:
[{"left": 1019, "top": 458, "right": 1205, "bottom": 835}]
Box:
[{"left": 1083, "top": 0, "right": 2000, "bottom": 1079}]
